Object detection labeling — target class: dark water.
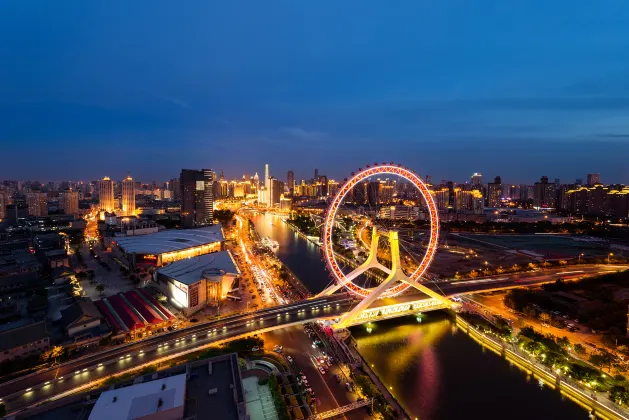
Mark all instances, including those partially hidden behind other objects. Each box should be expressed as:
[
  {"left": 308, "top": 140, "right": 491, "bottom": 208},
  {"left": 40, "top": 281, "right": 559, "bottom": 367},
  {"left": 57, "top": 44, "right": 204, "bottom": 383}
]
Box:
[
  {"left": 251, "top": 213, "right": 590, "bottom": 419},
  {"left": 352, "top": 315, "right": 589, "bottom": 420},
  {"left": 250, "top": 214, "right": 332, "bottom": 293}
]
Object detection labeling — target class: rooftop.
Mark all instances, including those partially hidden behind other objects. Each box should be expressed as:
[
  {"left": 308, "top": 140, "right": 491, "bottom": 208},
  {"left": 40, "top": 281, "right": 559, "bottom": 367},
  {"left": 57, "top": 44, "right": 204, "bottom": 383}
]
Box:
[
  {"left": 89, "top": 373, "right": 186, "bottom": 420},
  {"left": 112, "top": 224, "right": 224, "bottom": 255},
  {"left": 157, "top": 250, "right": 241, "bottom": 285},
  {"left": 0, "top": 320, "right": 49, "bottom": 352}
]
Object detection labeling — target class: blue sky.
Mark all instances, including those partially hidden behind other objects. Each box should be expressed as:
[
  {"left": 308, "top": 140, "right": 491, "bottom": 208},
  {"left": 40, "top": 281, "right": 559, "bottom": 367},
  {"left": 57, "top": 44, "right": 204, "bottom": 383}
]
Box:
[{"left": 2, "top": 0, "right": 629, "bottom": 184}]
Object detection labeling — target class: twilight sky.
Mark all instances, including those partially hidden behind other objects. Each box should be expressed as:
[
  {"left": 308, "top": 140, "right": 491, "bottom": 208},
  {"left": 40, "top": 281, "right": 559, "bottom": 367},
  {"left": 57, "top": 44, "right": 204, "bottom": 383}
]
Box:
[{"left": 2, "top": 0, "right": 629, "bottom": 184}]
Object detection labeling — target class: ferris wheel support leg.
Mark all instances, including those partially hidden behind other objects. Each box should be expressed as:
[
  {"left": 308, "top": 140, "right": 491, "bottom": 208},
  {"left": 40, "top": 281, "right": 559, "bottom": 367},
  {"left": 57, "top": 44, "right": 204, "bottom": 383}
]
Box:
[
  {"left": 316, "top": 227, "right": 388, "bottom": 297},
  {"left": 334, "top": 271, "right": 399, "bottom": 328}
]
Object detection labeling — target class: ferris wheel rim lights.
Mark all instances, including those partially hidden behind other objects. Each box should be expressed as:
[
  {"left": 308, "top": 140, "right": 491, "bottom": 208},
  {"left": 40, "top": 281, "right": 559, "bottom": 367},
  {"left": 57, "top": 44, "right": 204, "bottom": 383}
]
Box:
[{"left": 322, "top": 164, "right": 440, "bottom": 298}]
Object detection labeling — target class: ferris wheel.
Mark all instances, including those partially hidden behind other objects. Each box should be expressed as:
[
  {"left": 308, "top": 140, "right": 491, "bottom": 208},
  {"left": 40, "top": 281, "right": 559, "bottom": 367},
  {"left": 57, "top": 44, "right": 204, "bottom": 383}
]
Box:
[{"left": 317, "top": 163, "right": 446, "bottom": 312}]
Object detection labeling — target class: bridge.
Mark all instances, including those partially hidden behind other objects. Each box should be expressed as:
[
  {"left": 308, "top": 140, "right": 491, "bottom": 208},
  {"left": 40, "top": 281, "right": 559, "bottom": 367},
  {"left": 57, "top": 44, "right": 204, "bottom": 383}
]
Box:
[{"left": 2, "top": 264, "right": 619, "bottom": 416}]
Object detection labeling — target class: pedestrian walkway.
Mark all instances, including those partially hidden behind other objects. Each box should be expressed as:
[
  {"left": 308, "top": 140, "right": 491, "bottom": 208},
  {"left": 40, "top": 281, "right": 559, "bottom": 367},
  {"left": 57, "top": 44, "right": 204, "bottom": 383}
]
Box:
[{"left": 243, "top": 376, "right": 279, "bottom": 420}]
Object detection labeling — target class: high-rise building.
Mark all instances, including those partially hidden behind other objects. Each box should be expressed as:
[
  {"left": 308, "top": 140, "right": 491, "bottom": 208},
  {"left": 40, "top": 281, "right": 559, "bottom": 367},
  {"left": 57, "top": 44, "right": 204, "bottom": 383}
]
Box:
[
  {"left": 287, "top": 170, "right": 295, "bottom": 195},
  {"left": 487, "top": 176, "right": 502, "bottom": 207},
  {"left": 367, "top": 181, "right": 380, "bottom": 206},
  {"left": 25, "top": 192, "right": 48, "bottom": 217},
  {"left": 59, "top": 190, "right": 79, "bottom": 216},
  {"left": 533, "top": 176, "right": 556, "bottom": 208},
  {"left": 99, "top": 177, "right": 115, "bottom": 213},
  {"left": 0, "top": 189, "right": 10, "bottom": 220},
  {"left": 314, "top": 168, "right": 319, "bottom": 181},
  {"left": 470, "top": 173, "right": 483, "bottom": 187},
  {"left": 180, "top": 169, "right": 214, "bottom": 228},
  {"left": 121, "top": 175, "right": 136, "bottom": 216},
  {"left": 587, "top": 173, "right": 601, "bottom": 186}
]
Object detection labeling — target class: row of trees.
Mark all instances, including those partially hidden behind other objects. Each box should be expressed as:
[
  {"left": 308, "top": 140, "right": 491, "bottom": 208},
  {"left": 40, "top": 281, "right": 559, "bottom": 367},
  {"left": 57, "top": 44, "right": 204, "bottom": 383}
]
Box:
[{"left": 268, "top": 374, "right": 290, "bottom": 420}]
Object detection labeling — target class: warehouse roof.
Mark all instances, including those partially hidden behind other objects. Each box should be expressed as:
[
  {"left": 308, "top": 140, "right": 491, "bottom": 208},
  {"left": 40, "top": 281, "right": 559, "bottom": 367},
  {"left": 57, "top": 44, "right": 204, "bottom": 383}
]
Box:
[
  {"left": 113, "top": 225, "right": 224, "bottom": 255},
  {"left": 157, "top": 251, "right": 241, "bottom": 285}
]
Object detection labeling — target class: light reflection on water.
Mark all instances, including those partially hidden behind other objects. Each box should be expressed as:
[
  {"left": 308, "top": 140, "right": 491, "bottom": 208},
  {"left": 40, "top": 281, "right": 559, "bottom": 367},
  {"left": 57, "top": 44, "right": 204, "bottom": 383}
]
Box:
[{"left": 352, "top": 315, "right": 589, "bottom": 420}]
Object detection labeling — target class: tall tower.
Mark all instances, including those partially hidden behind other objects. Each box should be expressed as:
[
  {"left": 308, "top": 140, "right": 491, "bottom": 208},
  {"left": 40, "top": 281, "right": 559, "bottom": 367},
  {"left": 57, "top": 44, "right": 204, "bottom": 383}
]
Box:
[
  {"left": 121, "top": 174, "right": 136, "bottom": 216},
  {"left": 180, "top": 169, "right": 214, "bottom": 228},
  {"left": 99, "top": 177, "right": 115, "bottom": 213},
  {"left": 287, "top": 170, "right": 295, "bottom": 195},
  {"left": 264, "top": 164, "right": 270, "bottom": 191}
]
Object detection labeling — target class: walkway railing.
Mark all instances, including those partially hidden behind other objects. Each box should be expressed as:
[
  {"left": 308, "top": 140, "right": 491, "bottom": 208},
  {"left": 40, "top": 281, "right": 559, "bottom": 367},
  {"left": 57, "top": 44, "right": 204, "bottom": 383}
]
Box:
[
  {"left": 457, "top": 316, "right": 629, "bottom": 420},
  {"left": 309, "top": 398, "right": 373, "bottom": 419}
]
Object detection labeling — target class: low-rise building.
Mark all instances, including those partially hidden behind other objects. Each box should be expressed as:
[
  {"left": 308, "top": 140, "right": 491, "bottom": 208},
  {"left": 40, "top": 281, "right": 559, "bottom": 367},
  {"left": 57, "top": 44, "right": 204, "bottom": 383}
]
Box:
[
  {"left": 155, "top": 251, "right": 241, "bottom": 314},
  {"left": 60, "top": 297, "right": 105, "bottom": 341},
  {"left": 0, "top": 320, "right": 50, "bottom": 362}
]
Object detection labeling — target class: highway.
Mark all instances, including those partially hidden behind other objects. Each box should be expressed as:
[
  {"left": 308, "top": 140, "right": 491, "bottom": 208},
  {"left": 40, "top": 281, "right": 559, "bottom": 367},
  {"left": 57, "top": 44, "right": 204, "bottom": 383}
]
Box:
[
  {"left": 1, "top": 264, "right": 625, "bottom": 415},
  {"left": 0, "top": 295, "right": 355, "bottom": 415}
]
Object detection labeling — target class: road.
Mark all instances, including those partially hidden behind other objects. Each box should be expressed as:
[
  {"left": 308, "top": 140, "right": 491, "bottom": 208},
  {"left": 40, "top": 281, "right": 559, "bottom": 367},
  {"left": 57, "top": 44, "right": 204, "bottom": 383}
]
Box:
[
  {"left": 262, "top": 326, "right": 365, "bottom": 420},
  {"left": 0, "top": 295, "right": 355, "bottom": 416},
  {"left": 2, "top": 264, "right": 625, "bottom": 415}
]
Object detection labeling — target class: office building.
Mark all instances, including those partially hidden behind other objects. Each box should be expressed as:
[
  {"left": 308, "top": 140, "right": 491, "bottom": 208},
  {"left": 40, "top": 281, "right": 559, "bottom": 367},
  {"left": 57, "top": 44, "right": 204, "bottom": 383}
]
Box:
[
  {"left": 180, "top": 169, "right": 214, "bottom": 228},
  {"left": 25, "top": 191, "right": 48, "bottom": 216},
  {"left": 121, "top": 174, "right": 136, "bottom": 216},
  {"left": 587, "top": 173, "right": 601, "bottom": 186},
  {"left": 59, "top": 189, "right": 79, "bottom": 216},
  {"left": 533, "top": 176, "right": 556, "bottom": 208},
  {"left": 99, "top": 176, "right": 115, "bottom": 213},
  {"left": 487, "top": 176, "right": 502, "bottom": 207},
  {"left": 287, "top": 170, "right": 295, "bottom": 195}
]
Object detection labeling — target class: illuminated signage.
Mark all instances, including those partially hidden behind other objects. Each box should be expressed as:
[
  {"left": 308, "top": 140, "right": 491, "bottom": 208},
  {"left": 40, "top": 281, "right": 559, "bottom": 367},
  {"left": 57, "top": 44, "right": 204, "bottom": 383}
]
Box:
[{"left": 143, "top": 254, "right": 158, "bottom": 261}]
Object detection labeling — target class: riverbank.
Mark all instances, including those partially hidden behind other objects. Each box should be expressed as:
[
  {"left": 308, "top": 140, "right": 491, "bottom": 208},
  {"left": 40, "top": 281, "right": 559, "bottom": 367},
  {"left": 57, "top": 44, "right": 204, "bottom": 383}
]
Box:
[{"left": 456, "top": 315, "right": 629, "bottom": 420}]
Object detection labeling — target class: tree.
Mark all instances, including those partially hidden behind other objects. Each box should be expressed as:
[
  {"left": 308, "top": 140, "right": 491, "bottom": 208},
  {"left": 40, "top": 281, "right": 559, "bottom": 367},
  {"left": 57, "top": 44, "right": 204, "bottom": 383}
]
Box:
[
  {"left": 557, "top": 336, "right": 571, "bottom": 348},
  {"left": 539, "top": 312, "right": 551, "bottom": 325},
  {"left": 495, "top": 266, "right": 505, "bottom": 275},
  {"left": 96, "top": 284, "right": 105, "bottom": 296},
  {"left": 0, "top": 402, "right": 5, "bottom": 417},
  {"left": 40, "top": 345, "right": 65, "bottom": 363},
  {"left": 574, "top": 343, "right": 586, "bottom": 355}
]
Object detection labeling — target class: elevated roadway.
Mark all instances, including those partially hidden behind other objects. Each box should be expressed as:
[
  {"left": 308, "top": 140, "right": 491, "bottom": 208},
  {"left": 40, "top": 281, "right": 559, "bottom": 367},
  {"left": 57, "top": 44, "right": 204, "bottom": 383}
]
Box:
[{"left": 2, "top": 264, "right": 625, "bottom": 415}]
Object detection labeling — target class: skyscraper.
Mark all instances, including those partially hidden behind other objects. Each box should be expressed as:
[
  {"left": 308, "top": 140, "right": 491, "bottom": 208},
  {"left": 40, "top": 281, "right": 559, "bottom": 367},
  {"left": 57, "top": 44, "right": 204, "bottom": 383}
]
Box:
[
  {"left": 314, "top": 168, "right": 319, "bottom": 181},
  {"left": 0, "top": 189, "right": 9, "bottom": 220},
  {"left": 25, "top": 192, "right": 48, "bottom": 217},
  {"left": 99, "top": 177, "right": 115, "bottom": 213},
  {"left": 121, "top": 175, "right": 136, "bottom": 216},
  {"left": 60, "top": 190, "right": 79, "bottom": 216},
  {"left": 487, "top": 176, "right": 502, "bottom": 207},
  {"left": 287, "top": 170, "right": 295, "bottom": 195},
  {"left": 180, "top": 169, "right": 214, "bottom": 228},
  {"left": 587, "top": 173, "right": 601, "bottom": 186}
]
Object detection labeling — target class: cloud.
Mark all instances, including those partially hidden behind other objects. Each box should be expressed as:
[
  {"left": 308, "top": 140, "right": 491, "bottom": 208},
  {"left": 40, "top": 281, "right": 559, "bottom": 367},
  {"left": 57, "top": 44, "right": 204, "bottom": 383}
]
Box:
[
  {"left": 155, "top": 95, "right": 191, "bottom": 109},
  {"left": 279, "top": 126, "right": 330, "bottom": 140}
]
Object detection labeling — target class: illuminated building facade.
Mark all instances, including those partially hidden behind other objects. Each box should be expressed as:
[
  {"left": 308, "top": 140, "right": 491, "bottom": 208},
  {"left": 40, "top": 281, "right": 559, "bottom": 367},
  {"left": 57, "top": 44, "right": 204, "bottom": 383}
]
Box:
[
  {"left": 180, "top": 169, "right": 214, "bottom": 228},
  {"left": 59, "top": 190, "right": 79, "bottom": 216},
  {"left": 155, "top": 251, "right": 241, "bottom": 314},
  {"left": 487, "top": 176, "right": 502, "bottom": 208},
  {"left": 99, "top": 176, "right": 115, "bottom": 213},
  {"left": 121, "top": 175, "right": 136, "bottom": 216},
  {"left": 533, "top": 176, "right": 556, "bottom": 208},
  {"left": 25, "top": 191, "right": 48, "bottom": 216},
  {"left": 111, "top": 224, "right": 224, "bottom": 269}
]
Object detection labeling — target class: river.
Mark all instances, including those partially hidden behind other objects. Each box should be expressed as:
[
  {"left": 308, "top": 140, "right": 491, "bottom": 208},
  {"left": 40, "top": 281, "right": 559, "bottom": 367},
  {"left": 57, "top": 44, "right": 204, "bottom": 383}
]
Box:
[{"left": 251, "top": 213, "right": 592, "bottom": 419}]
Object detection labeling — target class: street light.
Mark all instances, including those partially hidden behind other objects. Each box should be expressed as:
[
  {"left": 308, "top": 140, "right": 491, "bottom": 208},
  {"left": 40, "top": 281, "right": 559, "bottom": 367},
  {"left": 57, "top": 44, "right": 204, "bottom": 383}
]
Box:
[
  {"left": 608, "top": 253, "right": 614, "bottom": 265},
  {"left": 578, "top": 253, "right": 584, "bottom": 264}
]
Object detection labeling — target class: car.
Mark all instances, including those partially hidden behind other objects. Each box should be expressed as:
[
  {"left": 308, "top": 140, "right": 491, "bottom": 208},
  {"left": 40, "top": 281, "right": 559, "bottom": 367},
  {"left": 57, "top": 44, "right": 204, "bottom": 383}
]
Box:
[
  {"left": 334, "top": 374, "right": 341, "bottom": 383},
  {"left": 287, "top": 356, "right": 293, "bottom": 363},
  {"left": 251, "top": 346, "right": 260, "bottom": 352},
  {"left": 318, "top": 367, "right": 326, "bottom": 374}
]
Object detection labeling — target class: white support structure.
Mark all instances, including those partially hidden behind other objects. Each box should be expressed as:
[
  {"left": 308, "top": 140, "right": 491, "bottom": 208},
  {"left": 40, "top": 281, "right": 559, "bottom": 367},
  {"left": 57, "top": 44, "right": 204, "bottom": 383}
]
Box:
[
  {"left": 309, "top": 398, "right": 374, "bottom": 419},
  {"left": 321, "top": 228, "right": 452, "bottom": 329},
  {"left": 318, "top": 227, "right": 391, "bottom": 297}
]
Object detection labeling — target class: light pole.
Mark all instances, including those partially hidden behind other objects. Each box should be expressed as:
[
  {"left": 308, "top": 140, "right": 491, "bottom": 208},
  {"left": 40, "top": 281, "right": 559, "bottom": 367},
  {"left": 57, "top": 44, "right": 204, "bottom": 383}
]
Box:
[
  {"left": 578, "top": 253, "right": 583, "bottom": 264},
  {"left": 608, "top": 252, "right": 614, "bottom": 265}
]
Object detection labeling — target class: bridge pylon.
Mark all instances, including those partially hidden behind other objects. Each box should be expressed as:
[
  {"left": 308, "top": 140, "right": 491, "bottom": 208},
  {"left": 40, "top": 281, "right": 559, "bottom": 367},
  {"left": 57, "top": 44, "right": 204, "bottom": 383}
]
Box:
[{"left": 318, "top": 227, "right": 452, "bottom": 329}]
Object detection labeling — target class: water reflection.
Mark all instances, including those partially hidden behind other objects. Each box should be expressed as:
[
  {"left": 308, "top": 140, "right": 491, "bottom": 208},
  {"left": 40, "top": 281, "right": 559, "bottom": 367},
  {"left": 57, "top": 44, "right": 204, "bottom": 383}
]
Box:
[{"left": 352, "top": 314, "right": 589, "bottom": 420}]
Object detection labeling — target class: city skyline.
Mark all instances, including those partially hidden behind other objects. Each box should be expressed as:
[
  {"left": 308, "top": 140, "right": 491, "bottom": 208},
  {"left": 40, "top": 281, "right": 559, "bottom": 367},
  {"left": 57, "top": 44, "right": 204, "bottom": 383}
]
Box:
[{"left": 2, "top": 1, "right": 629, "bottom": 181}]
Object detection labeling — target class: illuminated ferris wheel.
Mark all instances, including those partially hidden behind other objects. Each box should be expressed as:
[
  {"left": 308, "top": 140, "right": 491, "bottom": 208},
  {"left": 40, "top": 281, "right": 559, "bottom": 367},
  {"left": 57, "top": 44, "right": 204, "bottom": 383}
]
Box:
[{"left": 318, "top": 163, "right": 444, "bottom": 309}]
